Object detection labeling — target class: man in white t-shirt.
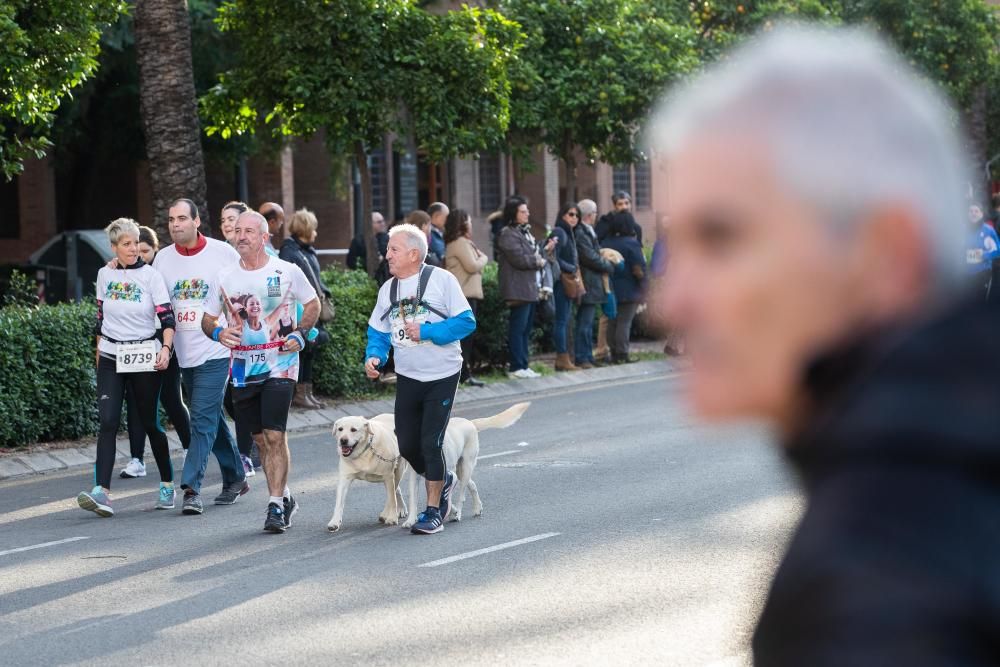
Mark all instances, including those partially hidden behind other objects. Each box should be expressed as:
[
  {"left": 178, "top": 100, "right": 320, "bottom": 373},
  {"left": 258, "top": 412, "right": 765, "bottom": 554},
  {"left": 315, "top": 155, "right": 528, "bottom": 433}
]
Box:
[
  {"left": 365, "top": 223, "right": 476, "bottom": 535},
  {"left": 203, "top": 210, "right": 319, "bottom": 533},
  {"left": 154, "top": 198, "right": 248, "bottom": 515}
]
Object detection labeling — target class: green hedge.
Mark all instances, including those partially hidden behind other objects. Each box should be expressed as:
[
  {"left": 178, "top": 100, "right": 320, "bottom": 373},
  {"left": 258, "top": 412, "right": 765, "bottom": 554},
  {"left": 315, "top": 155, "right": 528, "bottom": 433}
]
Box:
[
  {"left": 0, "top": 302, "right": 98, "bottom": 447},
  {"left": 312, "top": 268, "right": 381, "bottom": 399}
]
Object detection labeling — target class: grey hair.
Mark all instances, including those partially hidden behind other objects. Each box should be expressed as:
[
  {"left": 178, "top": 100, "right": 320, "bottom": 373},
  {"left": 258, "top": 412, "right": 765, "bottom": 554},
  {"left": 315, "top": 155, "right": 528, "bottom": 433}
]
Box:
[
  {"left": 577, "top": 199, "right": 598, "bottom": 217},
  {"left": 651, "top": 24, "right": 968, "bottom": 298},
  {"left": 389, "top": 223, "right": 428, "bottom": 262},
  {"left": 105, "top": 217, "right": 140, "bottom": 246},
  {"left": 237, "top": 210, "right": 269, "bottom": 235}
]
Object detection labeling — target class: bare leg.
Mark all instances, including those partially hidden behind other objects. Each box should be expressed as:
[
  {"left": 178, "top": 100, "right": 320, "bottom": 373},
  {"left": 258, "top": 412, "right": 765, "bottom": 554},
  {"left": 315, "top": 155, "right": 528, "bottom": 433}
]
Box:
[
  {"left": 426, "top": 479, "right": 444, "bottom": 509},
  {"left": 256, "top": 429, "right": 290, "bottom": 497}
]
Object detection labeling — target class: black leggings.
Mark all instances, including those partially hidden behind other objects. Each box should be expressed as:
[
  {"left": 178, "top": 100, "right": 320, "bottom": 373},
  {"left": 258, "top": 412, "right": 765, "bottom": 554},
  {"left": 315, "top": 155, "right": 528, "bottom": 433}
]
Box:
[
  {"left": 394, "top": 371, "right": 460, "bottom": 483},
  {"left": 126, "top": 352, "right": 190, "bottom": 459},
  {"left": 95, "top": 355, "right": 173, "bottom": 489}
]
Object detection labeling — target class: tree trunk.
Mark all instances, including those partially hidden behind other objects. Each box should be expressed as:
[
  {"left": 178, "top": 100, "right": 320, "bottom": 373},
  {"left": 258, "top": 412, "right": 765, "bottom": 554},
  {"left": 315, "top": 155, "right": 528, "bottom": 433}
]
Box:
[
  {"left": 135, "top": 0, "right": 207, "bottom": 237},
  {"left": 563, "top": 156, "right": 577, "bottom": 205},
  {"left": 354, "top": 141, "right": 377, "bottom": 279}
]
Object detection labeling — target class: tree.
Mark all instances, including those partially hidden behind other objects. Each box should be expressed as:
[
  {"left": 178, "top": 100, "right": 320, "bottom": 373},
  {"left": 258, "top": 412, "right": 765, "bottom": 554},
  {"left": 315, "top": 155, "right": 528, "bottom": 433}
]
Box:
[
  {"left": 135, "top": 0, "right": 208, "bottom": 235},
  {"left": 500, "top": 0, "right": 698, "bottom": 201},
  {"left": 0, "top": 0, "right": 124, "bottom": 180},
  {"left": 203, "top": 0, "right": 521, "bottom": 277}
]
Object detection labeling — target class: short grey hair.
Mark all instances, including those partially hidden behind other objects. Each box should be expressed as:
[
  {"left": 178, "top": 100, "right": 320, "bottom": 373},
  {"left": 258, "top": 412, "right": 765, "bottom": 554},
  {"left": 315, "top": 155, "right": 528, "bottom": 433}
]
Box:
[
  {"left": 389, "top": 223, "right": 428, "bottom": 262},
  {"left": 237, "top": 210, "right": 269, "bottom": 235},
  {"left": 577, "top": 199, "right": 597, "bottom": 217},
  {"left": 651, "top": 24, "right": 968, "bottom": 298},
  {"left": 105, "top": 217, "right": 140, "bottom": 246}
]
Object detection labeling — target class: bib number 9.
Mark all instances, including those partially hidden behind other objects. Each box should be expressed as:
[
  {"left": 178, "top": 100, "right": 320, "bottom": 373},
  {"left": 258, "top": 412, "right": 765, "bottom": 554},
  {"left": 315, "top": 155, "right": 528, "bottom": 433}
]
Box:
[{"left": 116, "top": 340, "right": 157, "bottom": 373}]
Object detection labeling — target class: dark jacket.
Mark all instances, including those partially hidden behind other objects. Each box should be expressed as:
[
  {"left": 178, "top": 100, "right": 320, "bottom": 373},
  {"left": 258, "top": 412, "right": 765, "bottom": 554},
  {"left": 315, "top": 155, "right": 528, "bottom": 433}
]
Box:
[
  {"left": 279, "top": 237, "right": 329, "bottom": 299},
  {"left": 496, "top": 224, "right": 542, "bottom": 303},
  {"left": 753, "top": 300, "right": 1000, "bottom": 666},
  {"left": 574, "top": 223, "right": 614, "bottom": 305},
  {"left": 596, "top": 211, "right": 643, "bottom": 245},
  {"left": 600, "top": 234, "right": 646, "bottom": 304},
  {"left": 552, "top": 221, "right": 579, "bottom": 275},
  {"left": 346, "top": 232, "right": 389, "bottom": 272}
]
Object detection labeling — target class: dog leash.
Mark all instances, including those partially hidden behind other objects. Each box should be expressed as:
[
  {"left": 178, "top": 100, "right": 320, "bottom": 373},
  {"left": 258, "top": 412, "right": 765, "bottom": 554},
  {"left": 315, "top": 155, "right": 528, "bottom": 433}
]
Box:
[{"left": 359, "top": 432, "right": 399, "bottom": 465}]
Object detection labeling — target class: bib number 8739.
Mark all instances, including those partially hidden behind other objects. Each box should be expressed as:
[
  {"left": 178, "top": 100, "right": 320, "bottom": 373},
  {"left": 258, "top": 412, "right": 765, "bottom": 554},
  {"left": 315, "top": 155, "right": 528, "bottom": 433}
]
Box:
[{"left": 116, "top": 341, "right": 157, "bottom": 373}]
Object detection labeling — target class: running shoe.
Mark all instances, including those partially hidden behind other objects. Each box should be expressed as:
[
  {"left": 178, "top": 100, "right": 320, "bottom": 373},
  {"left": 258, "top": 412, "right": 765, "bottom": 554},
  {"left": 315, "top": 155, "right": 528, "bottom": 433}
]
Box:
[
  {"left": 241, "top": 455, "right": 256, "bottom": 477},
  {"left": 410, "top": 507, "right": 444, "bottom": 535},
  {"left": 119, "top": 458, "right": 146, "bottom": 479},
  {"left": 283, "top": 494, "right": 299, "bottom": 528},
  {"left": 155, "top": 484, "right": 175, "bottom": 510},
  {"left": 77, "top": 486, "right": 114, "bottom": 517},
  {"left": 264, "top": 502, "right": 287, "bottom": 533},
  {"left": 213, "top": 480, "right": 250, "bottom": 505},
  {"left": 182, "top": 490, "right": 204, "bottom": 515},
  {"left": 439, "top": 471, "right": 456, "bottom": 522}
]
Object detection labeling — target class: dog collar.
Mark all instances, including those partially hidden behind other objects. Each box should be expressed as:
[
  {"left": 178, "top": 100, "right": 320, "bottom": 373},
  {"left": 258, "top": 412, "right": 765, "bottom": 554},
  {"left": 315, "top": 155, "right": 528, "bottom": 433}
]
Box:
[{"left": 360, "top": 431, "right": 398, "bottom": 465}]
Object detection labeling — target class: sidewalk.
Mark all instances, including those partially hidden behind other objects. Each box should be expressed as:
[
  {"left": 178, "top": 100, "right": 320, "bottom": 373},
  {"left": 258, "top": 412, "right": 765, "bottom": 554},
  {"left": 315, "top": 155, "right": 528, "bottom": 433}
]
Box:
[{"left": 0, "top": 345, "right": 683, "bottom": 482}]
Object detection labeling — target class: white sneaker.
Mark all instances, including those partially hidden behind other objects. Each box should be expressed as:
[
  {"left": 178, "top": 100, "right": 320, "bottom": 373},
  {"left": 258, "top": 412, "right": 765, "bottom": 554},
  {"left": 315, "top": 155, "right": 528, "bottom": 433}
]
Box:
[
  {"left": 509, "top": 368, "right": 537, "bottom": 379},
  {"left": 119, "top": 458, "right": 146, "bottom": 479},
  {"left": 525, "top": 368, "right": 542, "bottom": 378}
]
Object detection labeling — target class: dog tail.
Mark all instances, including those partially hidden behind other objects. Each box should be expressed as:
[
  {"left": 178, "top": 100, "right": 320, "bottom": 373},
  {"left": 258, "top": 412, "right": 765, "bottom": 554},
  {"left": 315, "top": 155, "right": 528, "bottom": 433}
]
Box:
[{"left": 470, "top": 402, "right": 530, "bottom": 432}]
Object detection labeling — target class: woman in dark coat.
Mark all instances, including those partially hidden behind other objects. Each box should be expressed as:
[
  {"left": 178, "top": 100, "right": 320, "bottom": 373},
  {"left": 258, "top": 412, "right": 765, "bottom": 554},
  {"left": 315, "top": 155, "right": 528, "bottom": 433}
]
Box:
[
  {"left": 574, "top": 200, "right": 616, "bottom": 368},
  {"left": 599, "top": 211, "right": 647, "bottom": 364},
  {"left": 551, "top": 203, "right": 582, "bottom": 371}
]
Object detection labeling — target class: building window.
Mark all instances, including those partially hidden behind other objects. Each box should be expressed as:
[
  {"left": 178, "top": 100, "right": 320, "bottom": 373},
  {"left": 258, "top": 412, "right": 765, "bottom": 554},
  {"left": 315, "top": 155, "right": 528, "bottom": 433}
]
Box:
[
  {"left": 369, "top": 149, "right": 388, "bottom": 215},
  {"left": 478, "top": 153, "right": 502, "bottom": 214},
  {"left": 612, "top": 162, "right": 651, "bottom": 210},
  {"left": 0, "top": 177, "right": 19, "bottom": 239}
]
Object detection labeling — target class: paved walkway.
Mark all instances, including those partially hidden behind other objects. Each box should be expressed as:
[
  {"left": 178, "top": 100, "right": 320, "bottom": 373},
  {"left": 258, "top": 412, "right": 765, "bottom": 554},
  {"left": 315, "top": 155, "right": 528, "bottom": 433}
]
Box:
[{"left": 0, "top": 353, "right": 682, "bottom": 481}]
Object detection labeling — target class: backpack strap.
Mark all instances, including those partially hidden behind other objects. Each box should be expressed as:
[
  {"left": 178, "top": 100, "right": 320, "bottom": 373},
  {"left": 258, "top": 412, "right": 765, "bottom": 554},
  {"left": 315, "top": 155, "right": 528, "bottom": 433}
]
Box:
[
  {"left": 379, "top": 265, "right": 449, "bottom": 321},
  {"left": 379, "top": 276, "right": 399, "bottom": 321}
]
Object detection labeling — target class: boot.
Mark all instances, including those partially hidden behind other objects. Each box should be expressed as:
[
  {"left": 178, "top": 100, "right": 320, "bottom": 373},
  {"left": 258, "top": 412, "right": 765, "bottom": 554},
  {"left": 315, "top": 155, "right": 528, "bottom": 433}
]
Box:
[
  {"left": 292, "top": 383, "right": 318, "bottom": 410},
  {"left": 304, "top": 383, "right": 326, "bottom": 409},
  {"left": 554, "top": 353, "right": 579, "bottom": 372}
]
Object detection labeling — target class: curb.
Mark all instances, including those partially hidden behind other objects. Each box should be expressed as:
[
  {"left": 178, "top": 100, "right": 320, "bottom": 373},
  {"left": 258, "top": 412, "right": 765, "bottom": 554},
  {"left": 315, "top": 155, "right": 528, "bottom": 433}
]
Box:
[{"left": 0, "top": 358, "right": 678, "bottom": 482}]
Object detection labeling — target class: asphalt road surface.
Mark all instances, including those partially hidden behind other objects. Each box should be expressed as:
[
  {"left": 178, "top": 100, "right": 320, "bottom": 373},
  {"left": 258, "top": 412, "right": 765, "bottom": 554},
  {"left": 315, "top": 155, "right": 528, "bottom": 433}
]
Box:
[{"left": 0, "top": 369, "right": 802, "bottom": 666}]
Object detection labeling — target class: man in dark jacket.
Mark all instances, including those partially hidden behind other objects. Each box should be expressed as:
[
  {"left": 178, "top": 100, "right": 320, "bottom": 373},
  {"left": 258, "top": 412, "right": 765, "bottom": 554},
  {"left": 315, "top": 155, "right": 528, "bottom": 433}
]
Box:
[
  {"left": 347, "top": 211, "right": 388, "bottom": 271},
  {"left": 595, "top": 191, "right": 643, "bottom": 244},
  {"left": 656, "top": 25, "right": 999, "bottom": 665}
]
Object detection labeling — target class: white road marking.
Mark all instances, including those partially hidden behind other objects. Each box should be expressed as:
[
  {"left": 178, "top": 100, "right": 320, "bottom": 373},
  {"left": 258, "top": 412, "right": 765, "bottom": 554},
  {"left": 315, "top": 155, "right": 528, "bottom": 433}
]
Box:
[
  {"left": 477, "top": 450, "right": 520, "bottom": 460},
  {"left": 517, "top": 441, "right": 529, "bottom": 447},
  {"left": 417, "top": 532, "right": 560, "bottom": 568},
  {"left": 0, "top": 536, "right": 90, "bottom": 557}
]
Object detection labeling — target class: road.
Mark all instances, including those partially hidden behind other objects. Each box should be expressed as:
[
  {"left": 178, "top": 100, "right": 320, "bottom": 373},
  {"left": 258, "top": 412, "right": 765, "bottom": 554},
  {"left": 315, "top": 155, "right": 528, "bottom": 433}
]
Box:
[{"left": 0, "top": 369, "right": 802, "bottom": 666}]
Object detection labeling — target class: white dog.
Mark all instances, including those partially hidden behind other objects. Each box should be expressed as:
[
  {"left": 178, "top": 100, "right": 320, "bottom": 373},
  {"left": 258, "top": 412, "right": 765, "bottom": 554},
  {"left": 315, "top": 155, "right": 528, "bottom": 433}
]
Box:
[
  {"left": 401, "top": 402, "right": 530, "bottom": 527},
  {"left": 326, "top": 414, "right": 407, "bottom": 532}
]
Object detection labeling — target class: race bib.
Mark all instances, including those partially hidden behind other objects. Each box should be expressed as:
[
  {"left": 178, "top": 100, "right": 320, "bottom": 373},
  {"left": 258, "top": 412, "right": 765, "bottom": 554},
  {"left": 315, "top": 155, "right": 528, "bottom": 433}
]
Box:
[
  {"left": 392, "top": 313, "right": 428, "bottom": 348},
  {"left": 968, "top": 249, "right": 984, "bottom": 264},
  {"left": 116, "top": 340, "right": 156, "bottom": 373},
  {"left": 175, "top": 306, "right": 202, "bottom": 331}
]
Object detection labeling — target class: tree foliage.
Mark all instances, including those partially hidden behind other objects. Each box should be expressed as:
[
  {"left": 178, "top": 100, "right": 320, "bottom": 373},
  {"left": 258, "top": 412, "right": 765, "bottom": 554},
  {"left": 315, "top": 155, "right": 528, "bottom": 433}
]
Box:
[
  {"left": 0, "top": 0, "right": 124, "bottom": 179},
  {"left": 500, "top": 0, "right": 699, "bottom": 199}
]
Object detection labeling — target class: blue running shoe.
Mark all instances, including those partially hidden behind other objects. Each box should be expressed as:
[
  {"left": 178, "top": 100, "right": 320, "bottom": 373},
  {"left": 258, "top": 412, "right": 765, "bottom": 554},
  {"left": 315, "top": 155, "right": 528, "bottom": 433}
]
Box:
[
  {"left": 77, "top": 486, "right": 114, "bottom": 517},
  {"left": 155, "top": 484, "right": 175, "bottom": 510},
  {"left": 438, "top": 471, "right": 456, "bottom": 521},
  {"left": 410, "top": 507, "right": 444, "bottom": 535},
  {"left": 264, "top": 502, "right": 287, "bottom": 533}
]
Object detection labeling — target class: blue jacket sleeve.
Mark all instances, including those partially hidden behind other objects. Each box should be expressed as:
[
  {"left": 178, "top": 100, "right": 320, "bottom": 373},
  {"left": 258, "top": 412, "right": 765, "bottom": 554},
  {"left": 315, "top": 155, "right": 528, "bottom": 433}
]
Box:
[
  {"left": 420, "top": 309, "right": 476, "bottom": 346},
  {"left": 365, "top": 325, "right": 392, "bottom": 366}
]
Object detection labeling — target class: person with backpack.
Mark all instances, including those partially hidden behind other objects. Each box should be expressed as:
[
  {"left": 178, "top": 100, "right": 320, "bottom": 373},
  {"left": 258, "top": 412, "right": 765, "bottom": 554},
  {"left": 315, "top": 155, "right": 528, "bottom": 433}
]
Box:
[{"left": 364, "top": 223, "right": 476, "bottom": 535}]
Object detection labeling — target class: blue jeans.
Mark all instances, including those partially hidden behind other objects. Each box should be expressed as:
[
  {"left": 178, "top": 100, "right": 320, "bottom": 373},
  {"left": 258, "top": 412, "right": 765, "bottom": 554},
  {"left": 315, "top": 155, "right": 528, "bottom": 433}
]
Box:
[
  {"left": 180, "top": 357, "right": 244, "bottom": 494},
  {"left": 508, "top": 302, "right": 536, "bottom": 371},
  {"left": 552, "top": 280, "right": 572, "bottom": 354},
  {"left": 574, "top": 302, "right": 596, "bottom": 364}
]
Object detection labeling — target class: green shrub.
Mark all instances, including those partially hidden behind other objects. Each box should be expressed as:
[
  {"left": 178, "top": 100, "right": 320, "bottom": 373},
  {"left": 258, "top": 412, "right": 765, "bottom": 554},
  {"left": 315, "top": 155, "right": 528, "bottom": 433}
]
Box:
[
  {"left": 312, "top": 268, "right": 381, "bottom": 399},
  {"left": 0, "top": 302, "right": 98, "bottom": 447},
  {"left": 469, "top": 263, "right": 510, "bottom": 371}
]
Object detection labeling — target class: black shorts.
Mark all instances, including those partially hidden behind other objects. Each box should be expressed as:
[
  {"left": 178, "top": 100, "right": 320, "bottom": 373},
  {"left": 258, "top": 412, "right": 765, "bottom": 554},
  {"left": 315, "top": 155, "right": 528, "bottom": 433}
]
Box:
[{"left": 232, "top": 378, "right": 295, "bottom": 434}]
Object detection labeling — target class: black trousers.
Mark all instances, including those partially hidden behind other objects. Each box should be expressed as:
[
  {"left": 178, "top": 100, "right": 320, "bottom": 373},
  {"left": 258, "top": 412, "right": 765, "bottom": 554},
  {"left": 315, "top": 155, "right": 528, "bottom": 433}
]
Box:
[
  {"left": 95, "top": 355, "right": 172, "bottom": 489},
  {"left": 394, "top": 371, "right": 460, "bottom": 483},
  {"left": 126, "top": 352, "right": 190, "bottom": 459},
  {"left": 459, "top": 298, "right": 479, "bottom": 381}
]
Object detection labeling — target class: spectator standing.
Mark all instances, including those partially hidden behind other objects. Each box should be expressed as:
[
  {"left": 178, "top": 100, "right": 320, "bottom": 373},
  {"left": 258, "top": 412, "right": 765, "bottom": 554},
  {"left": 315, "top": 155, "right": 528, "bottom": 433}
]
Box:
[
  {"left": 601, "top": 212, "right": 646, "bottom": 364},
  {"left": 551, "top": 204, "right": 582, "bottom": 371},
  {"left": 280, "top": 208, "right": 332, "bottom": 409},
  {"left": 427, "top": 202, "right": 449, "bottom": 263},
  {"left": 574, "top": 199, "right": 615, "bottom": 368},
  {"left": 497, "top": 197, "right": 554, "bottom": 378},
  {"left": 347, "top": 211, "right": 389, "bottom": 272},
  {"left": 444, "top": 208, "right": 488, "bottom": 387},
  {"left": 258, "top": 202, "right": 285, "bottom": 257},
  {"left": 220, "top": 201, "right": 248, "bottom": 246}
]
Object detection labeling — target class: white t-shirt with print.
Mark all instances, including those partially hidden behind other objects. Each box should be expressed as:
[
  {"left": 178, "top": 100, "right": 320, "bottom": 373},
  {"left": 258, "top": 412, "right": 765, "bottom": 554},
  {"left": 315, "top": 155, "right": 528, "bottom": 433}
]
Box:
[
  {"left": 96, "top": 263, "right": 171, "bottom": 357},
  {"left": 369, "top": 266, "right": 471, "bottom": 382},
  {"left": 153, "top": 238, "right": 240, "bottom": 369},
  {"left": 205, "top": 256, "right": 317, "bottom": 387}
]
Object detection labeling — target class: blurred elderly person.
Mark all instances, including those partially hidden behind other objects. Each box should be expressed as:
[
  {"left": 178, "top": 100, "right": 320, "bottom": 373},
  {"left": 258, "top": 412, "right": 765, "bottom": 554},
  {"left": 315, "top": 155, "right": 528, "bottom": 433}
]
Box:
[
  {"left": 444, "top": 208, "right": 488, "bottom": 387},
  {"left": 279, "top": 208, "right": 332, "bottom": 409},
  {"left": 574, "top": 199, "right": 615, "bottom": 368},
  {"left": 657, "top": 25, "right": 1000, "bottom": 664}
]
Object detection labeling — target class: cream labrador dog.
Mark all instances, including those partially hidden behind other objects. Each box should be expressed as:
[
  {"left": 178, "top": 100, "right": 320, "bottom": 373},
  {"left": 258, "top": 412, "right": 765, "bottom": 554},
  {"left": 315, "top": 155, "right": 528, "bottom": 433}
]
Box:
[
  {"left": 327, "top": 414, "right": 407, "bottom": 532},
  {"left": 401, "top": 402, "right": 530, "bottom": 528}
]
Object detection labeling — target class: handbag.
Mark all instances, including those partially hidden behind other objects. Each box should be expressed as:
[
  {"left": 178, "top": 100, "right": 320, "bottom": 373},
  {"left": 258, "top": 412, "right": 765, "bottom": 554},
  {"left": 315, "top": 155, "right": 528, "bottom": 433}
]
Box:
[
  {"left": 319, "top": 294, "right": 335, "bottom": 323},
  {"left": 559, "top": 269, "right": 586, "bottom": 299}
]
